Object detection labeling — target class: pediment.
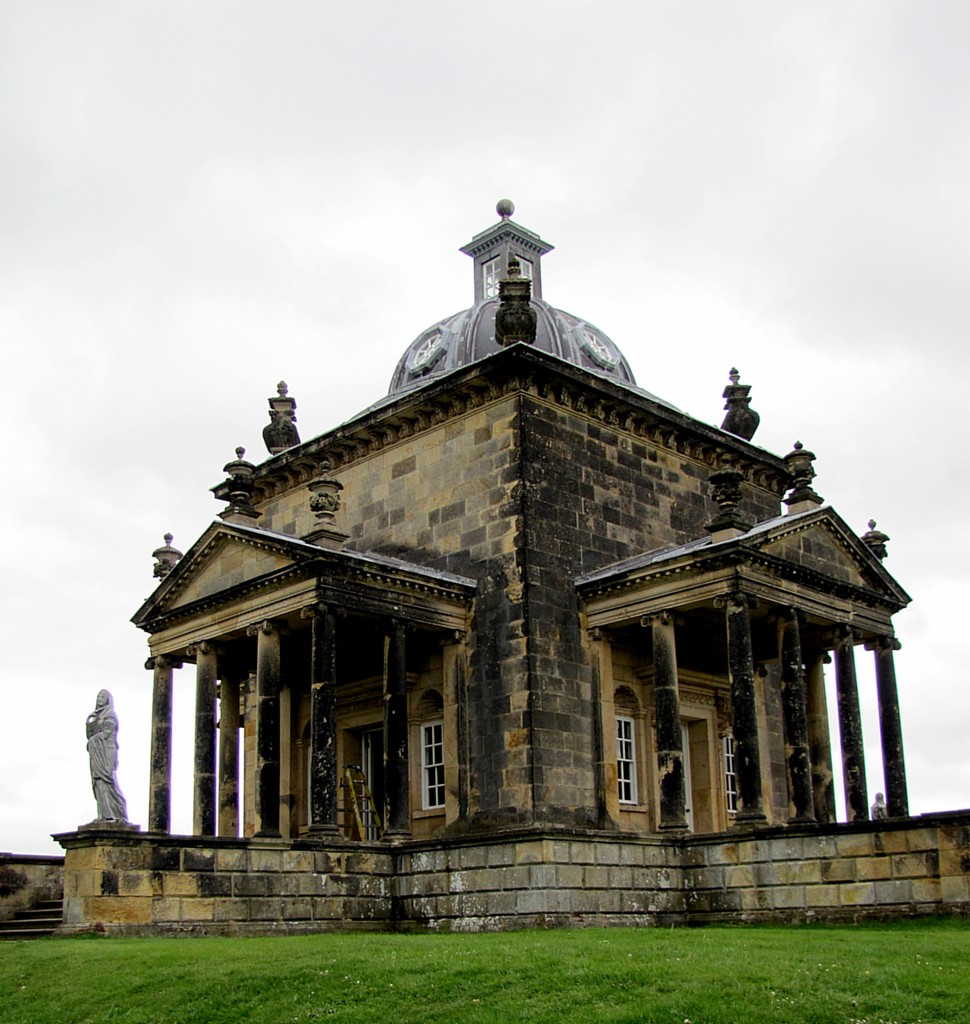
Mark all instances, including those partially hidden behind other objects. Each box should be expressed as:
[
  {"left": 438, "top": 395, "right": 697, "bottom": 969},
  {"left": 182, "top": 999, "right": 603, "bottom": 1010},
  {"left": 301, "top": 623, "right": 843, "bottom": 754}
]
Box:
[
  {"left": 167, "top": 538, "right": 293, "bottom": 610},
  {"left": 758, "top": 522, "right": 870, "bottom": 588},
  {"left": 744, "top": 511, "right": 909, "bottom": 606},
  {"left": 133, "top": 523, "right": 309, "bottom": 626}
]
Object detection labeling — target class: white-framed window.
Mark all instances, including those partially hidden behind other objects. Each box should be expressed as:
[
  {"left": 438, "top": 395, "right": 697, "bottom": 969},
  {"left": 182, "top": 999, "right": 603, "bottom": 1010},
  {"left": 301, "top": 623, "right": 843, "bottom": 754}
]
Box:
[
  {"left": 723, "top": 735, "right": 738, "bottom": 814},
  {"left": 421, "top": 721, "right": 445, "bottom": 810},
  {"left": 483, "top": 254, "right": 533, "bottom": 298},
  {"left": 616, "top": 716, "right": 637, "bottom": 804},
  {"left": 483, "top": 257, "right": 502, "bottom": 299}
]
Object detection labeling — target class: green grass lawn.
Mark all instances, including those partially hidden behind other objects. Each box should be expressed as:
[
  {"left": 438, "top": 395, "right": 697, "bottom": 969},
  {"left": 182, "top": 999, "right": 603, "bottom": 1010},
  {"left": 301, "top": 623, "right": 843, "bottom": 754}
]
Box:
[{"left": 1, "top": 921, "right": 968, "bottom": 1024}]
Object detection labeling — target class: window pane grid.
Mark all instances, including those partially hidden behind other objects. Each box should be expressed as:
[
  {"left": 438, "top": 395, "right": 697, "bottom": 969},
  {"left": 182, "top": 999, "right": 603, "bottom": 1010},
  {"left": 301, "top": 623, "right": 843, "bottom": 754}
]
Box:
[
  {"left": 616, "top": 716, "right": 637, "bottom": 804},
  {"left": 422, "top": 722, "right": 445, "bottom": 809},
  {"left": 723, "top": 735, "right": 738, "bottom": 814}
]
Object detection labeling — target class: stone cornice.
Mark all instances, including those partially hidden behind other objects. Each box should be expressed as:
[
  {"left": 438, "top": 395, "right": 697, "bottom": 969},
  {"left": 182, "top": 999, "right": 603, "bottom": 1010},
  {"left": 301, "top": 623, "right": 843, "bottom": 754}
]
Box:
[
  {"left": 579, "top": 543, "right": 906, "bottom": 616},
  {"left": 227, "top": 347, "right": 791, "bottom": 507}
]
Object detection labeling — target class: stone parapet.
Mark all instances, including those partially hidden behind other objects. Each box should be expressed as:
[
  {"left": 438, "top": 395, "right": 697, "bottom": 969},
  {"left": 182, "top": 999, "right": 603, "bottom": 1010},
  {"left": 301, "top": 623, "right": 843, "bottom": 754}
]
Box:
[{"left": 0, "top": 853, "right": 64, "bottom": 922}]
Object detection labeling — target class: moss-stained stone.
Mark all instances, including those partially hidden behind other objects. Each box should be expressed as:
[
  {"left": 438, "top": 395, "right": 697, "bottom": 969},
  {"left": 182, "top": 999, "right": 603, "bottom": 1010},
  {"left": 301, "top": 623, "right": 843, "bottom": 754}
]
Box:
[
  {"left": 837, "top": 833, "right": 876, "bottom": 858},
  {"left": 805, "top": 884, "right": 840, "bottom": 907},
  {"left": 839, "top": 881, "right": 876, "bottom": 906},
  {"left": 856, "top": 857, "right": 893, "bottom": 882},
  {"left": 249, "top": 849, "right": 283, "bottom": 873}
]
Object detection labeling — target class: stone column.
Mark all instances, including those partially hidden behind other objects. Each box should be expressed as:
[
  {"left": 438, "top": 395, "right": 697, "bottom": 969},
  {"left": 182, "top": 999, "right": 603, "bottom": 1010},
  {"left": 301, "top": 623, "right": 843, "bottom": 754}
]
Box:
[
  {"left": 384, "top": 619, "right": 409, "bottom": 835},
  {"left": 778, "top": 609, "right": 816, "bottom": 823},
  {"left": 148, "top": 654, "right": 177, "bottom": 833},
  {"left": 718, "top": 592, "right": 766, "bottom": 823},
  {"left": 834, "top": 627, "right": 868, "bottom": 822},
  {"left": 190, "top": 642, "right": 218, "bottom": 836},
  {"left": 649, "top": 612, "right": 687, "bottom": 830},
  {"left": 869, "top": 636, "right": 909, "bottom": 817},
  {"left": 304, "top": 604, "right": 339, "bottom": 834},
  {"left": 805, "top": 651, "right": 836, "bottom": 823},
  {"left": 441, "top": 631, "right": 466, "bottom": 828},
  {"left": 248, "top": 620, "right": 281, "bottom": 837},
  {"left": 218, "top": 667, "right": 240, "bottom": 837},
  {"left": 589, "top": 629, "right": 619, "bottom": 827}
]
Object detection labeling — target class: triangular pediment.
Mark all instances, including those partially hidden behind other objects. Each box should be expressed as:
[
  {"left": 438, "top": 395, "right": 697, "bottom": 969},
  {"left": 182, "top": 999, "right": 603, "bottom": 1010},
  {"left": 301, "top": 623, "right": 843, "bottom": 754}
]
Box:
[
  {"left": 758, "top": 521, "right": 869, "bottom": 588},
  {"left": 168, "top": 537, "right": 293, "bottom": 610},
  {"left": 133, "top": 522, "right": 310, "bottom": 626},
  {"left": 742, "top": 509, "right": 909, "bottom": 606}
]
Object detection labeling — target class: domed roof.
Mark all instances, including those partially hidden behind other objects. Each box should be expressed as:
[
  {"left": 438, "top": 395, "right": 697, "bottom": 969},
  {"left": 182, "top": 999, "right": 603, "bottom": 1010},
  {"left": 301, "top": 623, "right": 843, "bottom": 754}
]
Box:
[{"left": 388, "top": 203, "right": 637, "bottom": 396}]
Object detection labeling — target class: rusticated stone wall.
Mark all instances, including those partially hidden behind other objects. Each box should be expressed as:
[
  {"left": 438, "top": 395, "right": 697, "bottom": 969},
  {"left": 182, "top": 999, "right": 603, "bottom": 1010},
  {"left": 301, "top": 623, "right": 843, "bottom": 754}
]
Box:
[
  {"left": 57, "top": 832, "right": 394, "bottom": 936},
  {"left": 682, "top": 814, "right": 970, "bottom": 923},
  {"left": 56, "top": 814, "right": 970, "bottom": 935}
]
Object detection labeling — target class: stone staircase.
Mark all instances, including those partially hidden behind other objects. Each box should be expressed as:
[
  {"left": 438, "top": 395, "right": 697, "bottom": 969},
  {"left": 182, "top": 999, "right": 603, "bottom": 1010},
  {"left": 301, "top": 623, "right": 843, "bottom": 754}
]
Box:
[{"left": 0, "top": 898, "right": 63, "bottom": 940}]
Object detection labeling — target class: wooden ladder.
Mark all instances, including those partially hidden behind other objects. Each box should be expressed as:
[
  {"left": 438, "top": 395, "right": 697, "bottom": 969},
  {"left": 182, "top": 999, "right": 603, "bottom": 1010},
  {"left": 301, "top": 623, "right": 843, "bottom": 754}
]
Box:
[{"left": 341, "top": 764, "right": 383, "bottom": 841}]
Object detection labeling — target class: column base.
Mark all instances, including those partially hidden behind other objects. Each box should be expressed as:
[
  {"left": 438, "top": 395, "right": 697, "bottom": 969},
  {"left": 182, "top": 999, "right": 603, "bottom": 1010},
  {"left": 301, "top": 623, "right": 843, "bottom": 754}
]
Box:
[{"left": 307, "top": 824, "right": 341, "bottom": 838}]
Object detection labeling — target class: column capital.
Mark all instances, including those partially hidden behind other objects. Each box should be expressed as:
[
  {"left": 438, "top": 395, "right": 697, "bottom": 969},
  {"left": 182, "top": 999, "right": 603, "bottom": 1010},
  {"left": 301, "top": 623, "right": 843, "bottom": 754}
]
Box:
[
  {"left": 865, "top": 636, "right": 902, "bottom": 653},
  {"left": 640, "top": 611, "right": 673, "bottom": 627},
  {"left": 437, "top": 629, "right": 467, "bottom": 647},
  {"left": 145, "top": 654, "right": 183, "bottom": 671},
  {"left": 301, "top": 602, "right": 346, "bottom": 621},
  {"left": 714, "top": 590, "right": 758, "bottom": 611},
  {"left": 247, "top": 619, "right": 284, "bottom": 638},
  {"left": 835, "top": 624, "right": 863, "bottom": 645},
  {"left": 186, "top": 640, "right": 217, "bottom": 658}
]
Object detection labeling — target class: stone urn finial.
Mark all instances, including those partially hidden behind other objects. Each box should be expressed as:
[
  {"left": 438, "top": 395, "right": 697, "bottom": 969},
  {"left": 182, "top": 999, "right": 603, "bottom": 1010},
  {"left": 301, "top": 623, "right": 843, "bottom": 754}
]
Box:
[
  {"left": 495, "top": 255, "right": 537, "bottom": 347},
  {"left": 705, "top": 455, "right": 753, "bottom": 541},
  {"left": 862, "top": 519, "right": 890, "bottom": 560},
  {"left": 217, "top": 446, "right": 261, "bottom": 524},
  {"left": 304, "top": 459, "right": 349, "bottom": 549},
  {"left": 263, "top": 380, "right": 301, "bottom": 455},
  {"left": 783, "top": 441, "right": 823, "bottom": 514},
  {"left": 152, "top": 533, "right": 183, "bottom": 579},
  {"left": 720, "top": 368, "right": 760, "bottom": 441}
]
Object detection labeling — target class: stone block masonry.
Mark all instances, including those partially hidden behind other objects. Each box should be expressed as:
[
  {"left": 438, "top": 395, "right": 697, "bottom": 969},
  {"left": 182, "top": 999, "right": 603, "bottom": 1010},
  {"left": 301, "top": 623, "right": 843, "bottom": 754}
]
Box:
[{"left": 55, "top": 812, "right": 970, "bottom": 935}]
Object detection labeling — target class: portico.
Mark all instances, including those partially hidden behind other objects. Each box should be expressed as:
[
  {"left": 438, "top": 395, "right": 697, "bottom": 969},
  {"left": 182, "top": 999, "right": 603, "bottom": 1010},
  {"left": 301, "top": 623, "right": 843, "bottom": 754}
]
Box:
[{"left": 133, "top": 522, "right": 475, "bottom": 841}]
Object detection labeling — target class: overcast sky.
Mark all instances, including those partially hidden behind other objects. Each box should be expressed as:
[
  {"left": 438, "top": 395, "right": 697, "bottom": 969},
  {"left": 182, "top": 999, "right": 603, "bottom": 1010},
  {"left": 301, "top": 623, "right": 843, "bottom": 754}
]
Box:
[{"left": 2, "top": 2, "right": 968, "bottom": 855}]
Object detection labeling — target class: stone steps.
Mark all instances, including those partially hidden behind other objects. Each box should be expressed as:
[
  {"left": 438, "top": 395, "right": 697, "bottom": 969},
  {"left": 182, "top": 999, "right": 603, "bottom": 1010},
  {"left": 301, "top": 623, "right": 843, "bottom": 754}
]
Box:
[{"left": 0, "top": 899, "right": 63, "bottom": 940}]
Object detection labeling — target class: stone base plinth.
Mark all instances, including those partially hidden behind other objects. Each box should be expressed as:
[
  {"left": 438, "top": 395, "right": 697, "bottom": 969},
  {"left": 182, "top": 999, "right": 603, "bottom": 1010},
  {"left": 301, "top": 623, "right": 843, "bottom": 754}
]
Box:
[{"left": 52, "top": 812, "right": 970, "bottom": 936}]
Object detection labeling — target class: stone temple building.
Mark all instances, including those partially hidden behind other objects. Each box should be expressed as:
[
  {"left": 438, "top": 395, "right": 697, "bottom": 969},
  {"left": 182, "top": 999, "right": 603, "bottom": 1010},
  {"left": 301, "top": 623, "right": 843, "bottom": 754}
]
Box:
[{"left": 55, "top": 203, "right": 970, "bottom": 934}]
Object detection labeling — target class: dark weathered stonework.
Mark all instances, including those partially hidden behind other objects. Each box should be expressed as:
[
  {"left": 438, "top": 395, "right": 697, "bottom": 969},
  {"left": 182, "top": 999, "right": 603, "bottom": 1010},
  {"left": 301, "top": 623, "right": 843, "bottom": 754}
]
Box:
[
  {"left": 494, "top": 257, "right": 537, "bottom": 347},
  {"left": 307, "top": 605, "right": 339, "bottom": 833},
  {"left": 721, "top": 593, "right": 766, "bottom": 824},
  {"left": 835, "top": 628, "right": 868, "bottom": 822},
  {"left": 263, "top": 381, "right": 301, "bottom": 455},
  {"left": 778, "top": 610, "right": 815, "bottom": 823},
  {"left": 250, "top": 621, "right": 281, "bottom": 837},
  {"left": 720, "top": 368, "right": 760, "bottom": 441},
  {"left": 870, "top": 636, "right": 908, "bottom": 817},
  {"left": 190, "top": 643, "right": 217, "bottom": 836}
]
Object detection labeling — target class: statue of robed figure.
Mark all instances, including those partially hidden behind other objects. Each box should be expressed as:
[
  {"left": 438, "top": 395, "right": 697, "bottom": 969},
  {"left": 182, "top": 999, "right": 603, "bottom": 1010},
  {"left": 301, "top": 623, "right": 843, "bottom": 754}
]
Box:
[{"left": 86, "top": 689, "right": 129, "bottom": 822}]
